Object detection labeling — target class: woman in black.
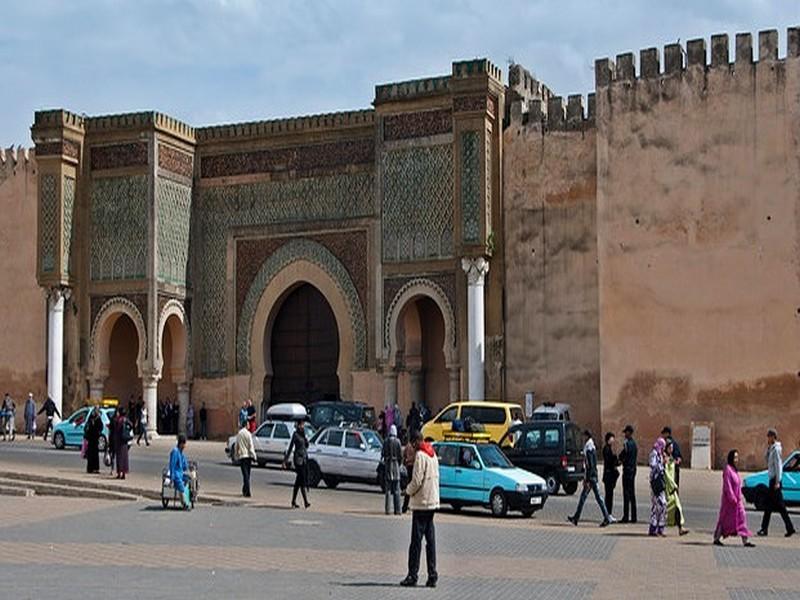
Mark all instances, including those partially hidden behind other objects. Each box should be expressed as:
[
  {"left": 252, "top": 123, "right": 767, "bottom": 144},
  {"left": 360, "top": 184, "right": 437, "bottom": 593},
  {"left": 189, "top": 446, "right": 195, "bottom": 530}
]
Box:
[
  {"left": 602, "top": 432, "right": 620, "bottom": 517},
  {"left": 84, "top": 407, "right": 103, "bottom": 474},
  {"left": 284, "top": 420, "right": 310, "bottom": 509}
]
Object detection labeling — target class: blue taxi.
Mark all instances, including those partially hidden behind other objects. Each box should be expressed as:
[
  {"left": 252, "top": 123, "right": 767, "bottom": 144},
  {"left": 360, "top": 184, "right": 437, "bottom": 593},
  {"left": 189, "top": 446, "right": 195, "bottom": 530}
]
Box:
[
  {"left": 52, "top": 407, "right": 116, "bottom": 452},
  {"left": 433, "top": 441, "right": 548, "bottom": 517},
  {"left": 743, "top": 450, "right": 800, "bottom": 509}
]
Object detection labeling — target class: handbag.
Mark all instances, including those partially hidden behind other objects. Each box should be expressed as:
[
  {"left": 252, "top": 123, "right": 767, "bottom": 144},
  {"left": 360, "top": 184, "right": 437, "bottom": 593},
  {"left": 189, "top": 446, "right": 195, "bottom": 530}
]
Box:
[
  {"left": 650, "top": 473, "right": 665, "bottom": 496},
  {"left": 103, "top": 450, "right": 111, "bottom": 467},
  {"left": 80, "top": 439, "right": 88, "bottom": 459}
]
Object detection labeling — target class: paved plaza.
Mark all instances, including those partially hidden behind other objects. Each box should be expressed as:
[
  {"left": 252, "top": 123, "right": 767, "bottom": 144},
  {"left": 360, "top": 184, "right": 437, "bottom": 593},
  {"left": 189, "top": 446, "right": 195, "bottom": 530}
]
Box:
[{"left": 0, "top": 440, "right": 798, "bottom": 599}]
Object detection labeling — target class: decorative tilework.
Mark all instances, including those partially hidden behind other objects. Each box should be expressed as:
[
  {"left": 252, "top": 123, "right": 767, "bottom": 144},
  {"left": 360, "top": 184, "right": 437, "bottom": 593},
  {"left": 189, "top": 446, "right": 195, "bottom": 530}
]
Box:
[
  {"left": 383, "top": 272, "right": 457, "bottom": 346},
  {"left": 62, "top": 176, "right": 76, "bottom": 276},
  {"left": 485, "top": 128, "right": 492, "bottom": 239},
  {"left": 90, "top": 175, "right": 148, "bottom": 281},
  {"left": 90, "top": 294, "right": 149, "bottom": 335},
  {"left": 195, "top": 172, "right": 374, "bottom": 376},
  {"left": 157, "top": 178, "right": 192, "bottom": 286},
  {"left": 200, "top": 138, "right": 374, "bottom": 179},
  {"left": 90, "top": 142, "right": 148, "bottom": 171},
  {"left": 236, "top": 239, "right": 367, "bottom": 373},
  {"left": 36, "top": 139, "right": 80, "bottom": 159},
  {"left": 460, "top": 131, "right": 480, "bottom": 244},
  {"left": 453, "top": 95, "right": 492, "bottom": 114},
  {"left": 158, "top": 145, "right": 193, "bottom": 179},
  {"left": 383, "top": 109, "right": 452, "bottom": 141},
  {"left": 39, "top": 174, "right": 58, "bottom": 274},
  {"left": 382, "top": 144, "right": 454, "bottom": 262}
]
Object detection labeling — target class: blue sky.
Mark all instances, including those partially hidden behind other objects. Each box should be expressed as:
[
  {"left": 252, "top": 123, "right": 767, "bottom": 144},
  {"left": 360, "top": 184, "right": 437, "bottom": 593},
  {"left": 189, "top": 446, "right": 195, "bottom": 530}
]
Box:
[{"left": 1, "top": 0, "right": 798, "bottom": 145}]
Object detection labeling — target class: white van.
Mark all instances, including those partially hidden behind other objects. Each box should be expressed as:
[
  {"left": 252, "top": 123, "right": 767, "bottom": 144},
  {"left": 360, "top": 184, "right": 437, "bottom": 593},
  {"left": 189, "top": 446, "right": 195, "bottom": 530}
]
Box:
[{"left": 531, "top": 402, "right": 572, "bottom": 422}]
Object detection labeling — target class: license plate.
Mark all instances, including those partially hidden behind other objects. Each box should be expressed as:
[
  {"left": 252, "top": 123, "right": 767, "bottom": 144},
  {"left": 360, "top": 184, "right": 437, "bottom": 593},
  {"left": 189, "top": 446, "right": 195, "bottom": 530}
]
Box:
[
  {"left": 530, "top": 496, "right": 542, "bottom": 505},
  {"left": 567, "top": 466, "right": 575, "bottom": 472}
]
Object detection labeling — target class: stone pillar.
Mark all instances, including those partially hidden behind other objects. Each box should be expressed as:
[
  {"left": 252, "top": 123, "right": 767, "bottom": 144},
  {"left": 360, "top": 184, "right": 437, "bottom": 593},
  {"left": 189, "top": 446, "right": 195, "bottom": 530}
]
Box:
[
  {"left": 177, "top": 382, "right": 190, "bottom": 436},
  {"left": 383, "top": 368, "right": 398, "bottom": 412},
  {"left": 47, "top": 287, "right": 68, "bottom": 422},
  {"left": 142, "top": 374, "right": 159, "bottom": 438},
  {"left": 448, "top": 366, "right": 460, "bottom": 403},
  {"left": 89, "top": 378, "right": 104, "bottom": 403},
  {"left": 461, "top": 257, "right": 489, "bottom": 400}
]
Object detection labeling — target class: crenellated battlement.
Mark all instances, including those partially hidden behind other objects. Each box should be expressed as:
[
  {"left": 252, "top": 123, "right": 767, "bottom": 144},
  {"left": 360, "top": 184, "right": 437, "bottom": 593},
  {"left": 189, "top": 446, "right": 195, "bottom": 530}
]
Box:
[
  {"left": 595, "top": 27, "right": 800, "bottom": 89},
  {"left": 374, "top": 75, "right": 451, "bottom": 104},
  {"left": 0, "top": 146, "right": 34, "bottom": 181},
  {"left": 33, "top": 109, "right": 85, "bottom": 131},
  {"left": 196, "top": 108, "right": 375, "bottom": 142},
  {"left": 85, "top": 111, "right": 195, "bottom": 142},
  {"left": 452, "top": 59, "right": 502, "bottom": 82}
]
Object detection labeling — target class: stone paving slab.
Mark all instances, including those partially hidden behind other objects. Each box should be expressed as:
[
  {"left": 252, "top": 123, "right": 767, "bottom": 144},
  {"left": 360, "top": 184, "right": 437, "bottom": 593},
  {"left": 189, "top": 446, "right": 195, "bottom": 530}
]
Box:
[{"left": 728, "top": 589, "right": 800, "bottom": 600}]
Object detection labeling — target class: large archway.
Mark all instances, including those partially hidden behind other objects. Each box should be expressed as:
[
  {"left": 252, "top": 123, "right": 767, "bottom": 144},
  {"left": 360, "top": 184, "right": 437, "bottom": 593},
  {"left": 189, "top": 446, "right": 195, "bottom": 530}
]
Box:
[
  {"left": 268, "top": 283, "right": 340, "bottom": 405},
  {"left": 157, "top": 300, "right": 190, "bottom": 435},
  {"left": 104, "top": 314, "right": 141, "bottom": 404}
]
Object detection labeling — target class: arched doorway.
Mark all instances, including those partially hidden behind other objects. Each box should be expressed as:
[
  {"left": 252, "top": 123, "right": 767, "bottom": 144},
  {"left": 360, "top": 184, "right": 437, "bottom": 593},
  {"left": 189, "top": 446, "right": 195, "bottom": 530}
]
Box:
[
  {"left": 105, "top": 314, "right": 141, "bottom": 405},
  {"left": 268, "top": 283, "right": 340, "bottom": 406},
  {"left": 396, "top": 297, "right": 449, "bottom": 415}
]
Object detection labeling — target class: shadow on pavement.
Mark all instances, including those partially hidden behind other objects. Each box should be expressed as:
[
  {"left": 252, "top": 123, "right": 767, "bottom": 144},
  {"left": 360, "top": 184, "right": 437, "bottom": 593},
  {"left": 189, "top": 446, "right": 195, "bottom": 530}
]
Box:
[{"left": 336, "top": 582, "right": 400, "bottom": 588}]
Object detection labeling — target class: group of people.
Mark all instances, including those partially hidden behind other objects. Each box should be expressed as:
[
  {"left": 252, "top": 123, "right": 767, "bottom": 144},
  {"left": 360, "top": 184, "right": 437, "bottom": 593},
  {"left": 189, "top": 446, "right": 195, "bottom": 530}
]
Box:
[
  {"left": 1, "top": 392, "right": 62, "bottom": 441},
  {"left": 81, "top": 406, "right": 134, "bottom": 479},
  {"left": 377, "top": 401, "right": 428, "bottom": 442}
]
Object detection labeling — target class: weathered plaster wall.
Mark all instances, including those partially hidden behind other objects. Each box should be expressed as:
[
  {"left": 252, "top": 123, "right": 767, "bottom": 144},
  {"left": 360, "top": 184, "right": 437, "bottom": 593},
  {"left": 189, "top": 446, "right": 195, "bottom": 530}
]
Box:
[
  {"left": 596, "top": 36, "right": 800, "bottom": 468},
  {"left": 503, "top": 120, "right": 601, "bottom": 434},
  {"left": 0, "top": 148, "right": 46, "bottom": 424}
]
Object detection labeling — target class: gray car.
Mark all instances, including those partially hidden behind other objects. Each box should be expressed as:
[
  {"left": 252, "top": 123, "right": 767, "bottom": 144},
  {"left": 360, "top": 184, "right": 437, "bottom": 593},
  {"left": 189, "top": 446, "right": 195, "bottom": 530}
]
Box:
[
  {"left": 226, "top": 420, "right": 316, "bottom": 467},
  {"left": 306, "top": 426, "right": 384, "bottom": 488}
]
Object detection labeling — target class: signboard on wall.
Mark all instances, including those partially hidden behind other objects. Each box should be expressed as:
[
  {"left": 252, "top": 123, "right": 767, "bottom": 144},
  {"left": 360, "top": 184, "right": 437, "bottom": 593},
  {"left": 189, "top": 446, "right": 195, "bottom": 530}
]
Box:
[
  {"left": 524, "top": 392, "right": 534, "bottom": 419},
  {"left": 691, "top": 421, "right": 714, "bottom": 470}
]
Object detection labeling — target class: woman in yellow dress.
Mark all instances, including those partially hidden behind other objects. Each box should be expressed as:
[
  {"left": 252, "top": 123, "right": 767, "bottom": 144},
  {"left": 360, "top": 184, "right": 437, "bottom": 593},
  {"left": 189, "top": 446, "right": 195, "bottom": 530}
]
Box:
[{"left": 665, "top": 440, "right": 689, "bottom": 536}]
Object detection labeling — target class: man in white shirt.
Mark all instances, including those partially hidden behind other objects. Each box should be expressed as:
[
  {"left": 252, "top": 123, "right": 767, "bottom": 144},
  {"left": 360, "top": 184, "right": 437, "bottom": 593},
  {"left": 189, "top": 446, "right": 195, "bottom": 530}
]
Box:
[{"left": 235, "top": 424, "right": 257, "bottom": 498}]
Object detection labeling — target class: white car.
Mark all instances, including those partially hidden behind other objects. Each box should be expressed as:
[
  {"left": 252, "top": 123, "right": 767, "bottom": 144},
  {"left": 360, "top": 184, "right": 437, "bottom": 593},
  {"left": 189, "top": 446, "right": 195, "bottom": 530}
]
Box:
[
  {"left": 306, "top": 426, "right": 383, "bottom": 489},
  {"left": 226, "top": 420, "right": 316, "bottom": 467}
]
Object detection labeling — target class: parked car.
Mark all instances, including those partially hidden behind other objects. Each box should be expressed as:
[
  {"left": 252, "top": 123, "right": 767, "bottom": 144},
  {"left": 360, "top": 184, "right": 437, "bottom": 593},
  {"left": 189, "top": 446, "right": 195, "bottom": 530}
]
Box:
[
  {"left": 531, "top": 402, "right": 572, "bottom": 422},
  {"left": 498, "top": 421, "right": 584, "bottom": 496},
  {"left": 742, "top": 449, "right": 800, "bottom": 509},
  {"left": 421, "top": 401, "right": 524, "bottom": 443},
  {"left": 52, "top": 407, "right": 116, "bottom": 451},
  {"left": 434, "top": 441, "right": 548, "bottom": 517},
  {"left": 225, "top": 420, "right": 316, "bottom": 467},
  {"left": 307, "top": 426, "right": 383, "bottom": 488},
  {"left": 308, "top": 401, "right": 377, "bottom": 430}
]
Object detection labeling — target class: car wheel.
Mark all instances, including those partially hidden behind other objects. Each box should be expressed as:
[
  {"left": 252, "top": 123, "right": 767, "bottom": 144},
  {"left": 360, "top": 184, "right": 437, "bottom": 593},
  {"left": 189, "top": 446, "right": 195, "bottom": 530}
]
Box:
[
  {"left": 753, "top": 485, "right": 769, "bottom": 511},
  {"left": 490, "top": 489, "right": 508, "bottom": 518},
  {"left": 450, "top": 502, "right": 462, "bottom": 513},
  {"left": 564, "top": 482, "right": 578, "bottom": 495},
  {"left": 323, "top": 476, "right": 339, "bottom": 489},
  {"left": 521, "top": 508, "right": 535, "bottom": 518},
  {"left": 307, "top": 461, "right": 322, "bottom": 488},
  {"left": 98, "top": 435, "right": 107, "bottom": 453},
  {"left": 545, "top": 475, "right": 560, "bottom": 496},
  {"left": 53, "top": 431, "right": 65, "bottom": 450}
]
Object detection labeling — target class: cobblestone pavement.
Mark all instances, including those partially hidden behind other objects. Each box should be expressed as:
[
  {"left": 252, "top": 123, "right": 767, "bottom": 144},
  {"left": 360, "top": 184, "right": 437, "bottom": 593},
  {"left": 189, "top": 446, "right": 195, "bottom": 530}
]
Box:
[{"left": 0, "top": 496, "right": 798, "bottom": 600}]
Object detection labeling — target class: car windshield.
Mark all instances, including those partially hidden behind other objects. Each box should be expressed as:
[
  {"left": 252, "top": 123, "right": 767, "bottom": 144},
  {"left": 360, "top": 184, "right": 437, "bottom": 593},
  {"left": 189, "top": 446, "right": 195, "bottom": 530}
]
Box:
[
  {"left": 477, "top": 445, "right": 513, "bottom": 468},
  {"left": 363, "top": 430, "right": 382, "bottom": 449}
]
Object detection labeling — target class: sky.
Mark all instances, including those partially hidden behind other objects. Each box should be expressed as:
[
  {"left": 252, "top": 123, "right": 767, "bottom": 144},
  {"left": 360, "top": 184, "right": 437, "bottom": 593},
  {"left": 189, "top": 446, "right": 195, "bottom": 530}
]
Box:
[{"left": 1, "top": 0, "right": 798, "bottom": 146}]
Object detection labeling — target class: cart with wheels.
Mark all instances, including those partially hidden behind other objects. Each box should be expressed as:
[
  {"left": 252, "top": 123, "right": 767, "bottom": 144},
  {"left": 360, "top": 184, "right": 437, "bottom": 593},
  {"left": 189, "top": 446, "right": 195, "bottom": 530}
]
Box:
[{"left": 161, "top": 460, "right": 199, "bottom": 509}]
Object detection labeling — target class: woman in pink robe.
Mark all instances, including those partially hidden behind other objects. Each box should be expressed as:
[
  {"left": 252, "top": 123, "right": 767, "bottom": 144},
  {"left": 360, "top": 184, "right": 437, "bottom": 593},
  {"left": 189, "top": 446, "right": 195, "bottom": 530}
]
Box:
[{"left": 714, "top": 449, "right": 754, "bottom": 547}]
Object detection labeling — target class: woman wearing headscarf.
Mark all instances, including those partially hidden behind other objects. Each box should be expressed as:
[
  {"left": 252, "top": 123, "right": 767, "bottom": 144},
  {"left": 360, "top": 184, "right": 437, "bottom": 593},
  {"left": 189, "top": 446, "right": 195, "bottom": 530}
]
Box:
[
  {"left": 665, "top": 440, "right": 688, "bottom": 536},
  {"left": 113, "top": 407, "right": 133, "bottom": 480},
  {"left": 83, "top": 407, "right": 103, "bottom": 474},
  {"left": 382, "top": 424, "right": 403, "bottom": 515},
  {"left": 713, "top": 449, "right": 755, "bottom": 547},
  {"left": 648, "top": 437, "right": 667, "bottom": 536}
]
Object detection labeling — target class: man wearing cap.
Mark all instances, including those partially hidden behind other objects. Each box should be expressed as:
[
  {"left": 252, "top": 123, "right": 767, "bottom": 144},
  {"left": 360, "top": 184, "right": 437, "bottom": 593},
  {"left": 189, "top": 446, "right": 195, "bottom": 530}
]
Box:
[
  {"left": 619, "top": 424, "right": 638, "bottom": 523},
  {"left": 757, "top": 428, "right": 796, "bottom": 538}
]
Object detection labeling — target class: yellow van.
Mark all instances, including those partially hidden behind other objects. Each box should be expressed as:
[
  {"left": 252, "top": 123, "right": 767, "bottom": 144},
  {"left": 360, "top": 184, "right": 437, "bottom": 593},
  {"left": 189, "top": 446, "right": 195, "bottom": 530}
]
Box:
[{"left": 421, "top": 401, "right": 524, "bottom": 443}]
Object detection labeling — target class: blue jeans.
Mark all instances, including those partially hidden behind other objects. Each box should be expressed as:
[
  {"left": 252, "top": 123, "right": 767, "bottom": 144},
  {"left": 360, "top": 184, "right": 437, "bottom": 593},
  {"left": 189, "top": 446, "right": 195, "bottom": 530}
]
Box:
[{"left": 573, "top": 479, "right": 611, "bottom": 523}]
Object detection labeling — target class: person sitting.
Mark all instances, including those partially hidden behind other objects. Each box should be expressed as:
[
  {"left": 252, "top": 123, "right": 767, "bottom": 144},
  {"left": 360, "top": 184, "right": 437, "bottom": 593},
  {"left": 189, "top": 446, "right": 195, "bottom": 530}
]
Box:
[{"left": 168, "top": 434, "right": 191, "bottom": 509}]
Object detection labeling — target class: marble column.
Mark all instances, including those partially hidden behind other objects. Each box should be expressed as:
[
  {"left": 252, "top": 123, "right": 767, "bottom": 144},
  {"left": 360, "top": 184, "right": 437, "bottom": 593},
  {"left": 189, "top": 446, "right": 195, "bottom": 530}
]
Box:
[
  {"left": 461, "top": 257, "right": 489, "bottom": 401},
  {"left": 47, "top": 287, "right": 68, "bottom": 423},
  {"left": 142, "top": 374, "right": 159, "bottom": 438},
  {"left": 177, "top": 382, "right": 190, "bottom": 436}
]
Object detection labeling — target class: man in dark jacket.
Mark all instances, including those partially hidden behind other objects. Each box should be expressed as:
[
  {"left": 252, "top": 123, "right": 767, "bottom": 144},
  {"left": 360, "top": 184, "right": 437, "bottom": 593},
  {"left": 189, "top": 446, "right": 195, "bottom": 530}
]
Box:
[
  {"left": 568, "top": 430, "right": 613, "bottom": 527},
  {"left": 38, "top": 396, "right": 61, "bottom": 441},
  {"left": 602, "top": 432, "right": 619, "bottom": 517},
  {"left": 284, "top": 421, "right": 310, "bottom": 509},
  {"left": 619, "top": 424, "right": 638, "bottom": 523}
]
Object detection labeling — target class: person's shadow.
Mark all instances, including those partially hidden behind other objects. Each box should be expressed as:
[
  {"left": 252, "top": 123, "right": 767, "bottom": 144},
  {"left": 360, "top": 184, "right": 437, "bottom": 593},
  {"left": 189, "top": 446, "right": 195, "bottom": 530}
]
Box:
[{"left": 336, "top": 582, "right": 402, "bottom": 588}]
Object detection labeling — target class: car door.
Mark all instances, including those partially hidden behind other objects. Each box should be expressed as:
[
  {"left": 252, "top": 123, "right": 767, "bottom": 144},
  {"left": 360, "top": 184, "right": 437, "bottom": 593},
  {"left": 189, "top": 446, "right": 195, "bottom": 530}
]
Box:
[
  {"left": 517, "top": 427, "right": 544, "bottom": 475},
  {"left": 270, "top": 422, "right": 292, "bottom": 461},
  {"left": 434, "top": 444, "right": 459, "bottom": 501},
  {"left": 253, "top": 422, "right": 274, "bottom": 462},
  {"left": 320, "top": 429, "right": 344, "bottom": 475},
  {"left": 454, "top": 445, "right": 485, "bottom": 503},
  {"left": 782, "top": 452, "right": 800, "bottom": 504},
  {"left": 344, "top": 431, "right": 369, "bottom": 479},
  {"left": 65, "top": 409, "right": 88, "bottom": 446}
]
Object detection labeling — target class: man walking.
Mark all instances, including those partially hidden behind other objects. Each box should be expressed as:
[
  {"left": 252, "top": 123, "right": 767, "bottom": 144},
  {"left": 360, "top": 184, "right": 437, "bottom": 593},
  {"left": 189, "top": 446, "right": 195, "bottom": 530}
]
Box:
[
  {"left": 568, "top": 430, "right": 613, "bottom": 527},
  {"left": 235, "top": 421, "right": 257, "bottom": 497},
  {"left": 1, "top": 393, "right": 15, "bottom": 441},
  {"left": 619, "top": 424, "right": 638, "bottom": 523},
  {"left": 24, "top": 393, "right": 36, "bottom": 439},
  {"left": 400, "top": 431, "right": 439, "bottom": 588},
  {"left": 661, "top": 426, "right": 682, "bottom": 487},
  {"left": 199, "top": 402, "right": 208, "bottom": 440},
  {"left": 382, "top": 424, "right": 403, "bottom": 515},
  {"left": 38, "top": 396, "right": 60, "bottom": 441},
  {"left": 757, "top": 428, "right": 796, "bottom": 538},
  {"left": 137, "top": 401, "right": 150, "bottom": 446}
]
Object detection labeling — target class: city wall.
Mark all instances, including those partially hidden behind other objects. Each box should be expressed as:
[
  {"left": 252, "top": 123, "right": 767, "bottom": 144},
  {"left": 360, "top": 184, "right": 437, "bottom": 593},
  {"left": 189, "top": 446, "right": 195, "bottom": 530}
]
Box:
[
  {"left": 595, "top": 30, "right": 800, "bottom": 468},
  {"left": 0, "top": 147, "right": 46, "bottom": 424}
]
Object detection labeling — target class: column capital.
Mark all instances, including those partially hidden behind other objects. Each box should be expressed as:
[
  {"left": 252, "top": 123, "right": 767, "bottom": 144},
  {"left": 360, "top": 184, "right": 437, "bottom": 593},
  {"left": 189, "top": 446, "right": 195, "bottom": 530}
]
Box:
[
  {"left": 45, "top": 286, "right": 71, "bottom": 303},
  {"left": 141, "top": 371, "right": 161, "bottom": 387},
  {"left": 461, "top": 256, "right": 490, "bottom": 286}
]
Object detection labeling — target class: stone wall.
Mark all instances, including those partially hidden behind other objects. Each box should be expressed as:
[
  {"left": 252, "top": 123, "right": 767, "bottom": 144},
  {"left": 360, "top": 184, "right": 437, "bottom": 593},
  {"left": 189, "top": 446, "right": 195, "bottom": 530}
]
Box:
[
  {"left": 595, "top": 30, "right": 800, "bottom": 469},
  {"left": 0, "top": 148, "right": 46, "bottom": 422},
  {"left": 503, "top": 107, "right": 601, "bottom": 434}
]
